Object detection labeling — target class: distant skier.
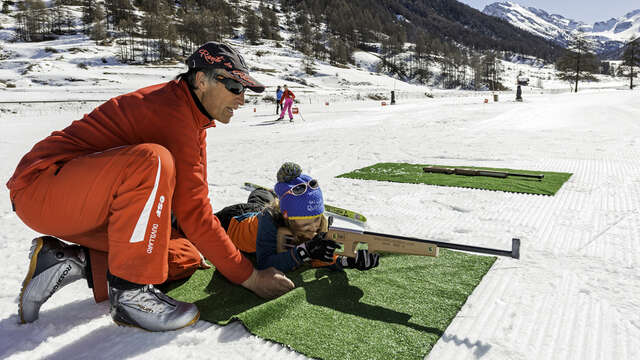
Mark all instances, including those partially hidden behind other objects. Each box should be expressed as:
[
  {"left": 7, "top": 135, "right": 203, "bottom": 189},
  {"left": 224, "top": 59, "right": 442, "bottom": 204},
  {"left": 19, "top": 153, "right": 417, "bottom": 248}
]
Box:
[
  {"left": 216, "top": 162, "right": 379, "bottom": 272},
  {"left": 278, "top": 84, "right": 295, "bottom": 122},
  {"left": 516, "top": 85, "right": 523, "bottom": 102},
  {"left": 275, "top": 85, "right": 283, "bottom": 114}
]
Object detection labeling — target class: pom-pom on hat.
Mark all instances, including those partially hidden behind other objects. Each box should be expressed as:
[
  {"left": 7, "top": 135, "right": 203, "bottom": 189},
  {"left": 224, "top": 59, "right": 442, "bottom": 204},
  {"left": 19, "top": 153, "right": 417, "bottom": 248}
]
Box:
[{"left": 274, "top": 162, "right": 324, "bottom": 220}]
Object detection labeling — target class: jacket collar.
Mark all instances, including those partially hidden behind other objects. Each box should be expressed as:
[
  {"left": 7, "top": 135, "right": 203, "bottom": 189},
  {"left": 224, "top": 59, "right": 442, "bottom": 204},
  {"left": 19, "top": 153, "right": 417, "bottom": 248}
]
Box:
[{"left": 179, "top": 80, "right": 216, "bottom": 129}]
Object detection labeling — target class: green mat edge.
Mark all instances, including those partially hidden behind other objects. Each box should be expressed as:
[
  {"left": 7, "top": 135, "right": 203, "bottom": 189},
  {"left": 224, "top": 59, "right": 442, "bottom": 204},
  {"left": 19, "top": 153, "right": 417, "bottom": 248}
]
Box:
[
  {"left": 228, "top": 254, "right": 499, "bottom": 359},
  {"left": 167, "top": 250, "right": 498, "bottom": 360}
]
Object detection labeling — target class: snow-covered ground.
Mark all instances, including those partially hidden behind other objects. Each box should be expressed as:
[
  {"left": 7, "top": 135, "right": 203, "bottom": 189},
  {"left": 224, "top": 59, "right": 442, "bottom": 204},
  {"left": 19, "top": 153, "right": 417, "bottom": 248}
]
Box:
[
  {"left": 1, "top": 83, "right": 639, "bottom": 359},
  {"left": 2, "top": 6, "right": 639, "bottom": 358}
]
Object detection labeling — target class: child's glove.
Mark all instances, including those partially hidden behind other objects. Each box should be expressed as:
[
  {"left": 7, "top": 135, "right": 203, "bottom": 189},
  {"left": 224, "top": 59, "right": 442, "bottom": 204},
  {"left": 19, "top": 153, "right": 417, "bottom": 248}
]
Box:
[
  {"left": 339, "top": 249, "right": 379, "bottom": 271},
  {"left": 296, "top": 232, "right": 340, "bottom": 263}
]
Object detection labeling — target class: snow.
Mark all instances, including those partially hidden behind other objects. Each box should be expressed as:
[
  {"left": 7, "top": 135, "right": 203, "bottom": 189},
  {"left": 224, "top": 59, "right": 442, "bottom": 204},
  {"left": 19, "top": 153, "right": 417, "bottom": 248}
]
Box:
[
  {"left": 2, "top": 11, "right": 640, "bottom": 360},
  {"left": 3, "top": 83, "right": 640, "bottom": 360}
]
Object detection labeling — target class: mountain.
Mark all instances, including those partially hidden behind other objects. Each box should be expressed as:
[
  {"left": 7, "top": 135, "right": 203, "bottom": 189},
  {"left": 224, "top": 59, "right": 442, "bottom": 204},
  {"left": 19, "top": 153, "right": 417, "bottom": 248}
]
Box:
[
  {"left": 280, "top": 0, "right": 566, "bottom": 62},
  {"left": 482, "top": 2, "right": 640, "bottom": 58},
  {"left": 360, "top": 0, "right": 566, "bottom": 61}
]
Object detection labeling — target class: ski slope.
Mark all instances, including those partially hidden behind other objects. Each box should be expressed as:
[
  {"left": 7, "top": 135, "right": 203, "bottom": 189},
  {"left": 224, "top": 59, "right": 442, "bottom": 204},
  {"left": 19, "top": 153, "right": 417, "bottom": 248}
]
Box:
[{"left": 1, "top": 86, "right": 639, "bottom": 359}]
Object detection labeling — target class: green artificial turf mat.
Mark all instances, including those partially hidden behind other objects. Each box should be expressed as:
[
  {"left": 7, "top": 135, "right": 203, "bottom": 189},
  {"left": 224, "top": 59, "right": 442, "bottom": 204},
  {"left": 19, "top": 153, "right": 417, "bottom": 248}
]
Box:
[
  {"left": 337, "top": 163, "right": 572, "bottom": 195},
  {"left": 164, "top": 250, "right": 496, "bottom": 360}
]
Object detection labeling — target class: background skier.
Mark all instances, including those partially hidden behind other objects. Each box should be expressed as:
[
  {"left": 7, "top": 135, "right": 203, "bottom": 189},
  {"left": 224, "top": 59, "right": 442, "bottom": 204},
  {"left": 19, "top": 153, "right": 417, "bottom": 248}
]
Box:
[
  {"left": 275, "top": 85, "right": 283, "bottom": 114},
  {"left": 278, "top": 85, "right": 295, "bottom": 121}
]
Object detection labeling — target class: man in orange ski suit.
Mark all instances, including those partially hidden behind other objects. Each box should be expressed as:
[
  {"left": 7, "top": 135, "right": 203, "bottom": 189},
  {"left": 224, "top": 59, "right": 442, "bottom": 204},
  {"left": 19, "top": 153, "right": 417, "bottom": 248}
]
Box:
[{"left": 9, "top": 42, "right": 294, "bottom": 331}]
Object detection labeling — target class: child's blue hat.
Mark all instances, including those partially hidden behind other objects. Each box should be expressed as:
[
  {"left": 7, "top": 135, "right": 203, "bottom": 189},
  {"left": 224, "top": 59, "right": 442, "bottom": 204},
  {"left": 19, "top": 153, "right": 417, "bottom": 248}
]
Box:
[{"left": 274, "top": 162, "right": 324, "bottom": 220}]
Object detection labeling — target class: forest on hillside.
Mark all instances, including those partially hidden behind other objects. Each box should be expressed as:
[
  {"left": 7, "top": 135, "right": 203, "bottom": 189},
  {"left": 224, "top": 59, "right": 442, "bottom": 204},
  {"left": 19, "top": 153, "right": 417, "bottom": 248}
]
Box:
[{"left": 3, "top": 0, "right": 577, "bottom": 90}]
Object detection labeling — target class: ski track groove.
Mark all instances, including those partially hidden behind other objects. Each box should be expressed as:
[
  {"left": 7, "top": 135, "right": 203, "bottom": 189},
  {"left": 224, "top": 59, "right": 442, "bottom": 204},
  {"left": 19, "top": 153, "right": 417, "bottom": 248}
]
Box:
[
  {"left": 484, "top": 266, "right": 513, "bottom": 344},
  {"left": 540, "top": 273, "right": 570, "bottom": 360},
  {"left": 573, "top": 294, "right": 588, "bottom": 360},
  {"left": 432, "top": 152, "right": 640, "bottom": 359},
  {"left": 3, "top": 90, "right": 640, "bottom": 359}
]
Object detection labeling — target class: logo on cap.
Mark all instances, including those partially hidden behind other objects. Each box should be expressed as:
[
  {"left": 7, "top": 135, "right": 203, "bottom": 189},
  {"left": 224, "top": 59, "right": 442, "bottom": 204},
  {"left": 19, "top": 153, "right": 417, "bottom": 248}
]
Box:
[
  {"left": 231, "top": 70, "right": 256, "bottom": 85},
  {"left": 198, "top": 49, "right": 225, "bottom": 65}
]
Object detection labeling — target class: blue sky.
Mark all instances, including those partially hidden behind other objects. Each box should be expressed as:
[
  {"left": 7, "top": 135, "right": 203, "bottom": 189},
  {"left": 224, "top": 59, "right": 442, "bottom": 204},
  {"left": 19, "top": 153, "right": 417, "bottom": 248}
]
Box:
[{"left": 457, "top": 0, "right": 638, "bottom": 23}]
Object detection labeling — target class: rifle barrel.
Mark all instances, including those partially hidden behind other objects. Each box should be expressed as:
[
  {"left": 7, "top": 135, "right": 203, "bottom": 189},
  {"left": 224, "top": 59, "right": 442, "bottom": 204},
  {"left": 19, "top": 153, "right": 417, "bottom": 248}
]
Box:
[{"left": 503, "top": 172, "right": 544, "bottom": 179}]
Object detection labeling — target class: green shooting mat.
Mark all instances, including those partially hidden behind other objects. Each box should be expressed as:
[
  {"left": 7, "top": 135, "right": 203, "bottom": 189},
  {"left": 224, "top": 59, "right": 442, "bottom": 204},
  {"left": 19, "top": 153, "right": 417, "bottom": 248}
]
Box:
[
  {"left": 164, "top": 250, "right": 496, "bottom": 360},
  {"left": 337, "top": 163, "right": 572, "bottom": 196}
]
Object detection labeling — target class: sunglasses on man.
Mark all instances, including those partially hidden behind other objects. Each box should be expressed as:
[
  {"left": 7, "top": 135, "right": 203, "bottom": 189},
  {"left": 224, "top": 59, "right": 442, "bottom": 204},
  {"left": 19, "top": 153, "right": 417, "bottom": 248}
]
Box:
[
  {"left": 282, "top": 179, "right": 319, "bottom": 198},
  {"left": 215, "top": 75, "right": 245, "bottom": 95}
]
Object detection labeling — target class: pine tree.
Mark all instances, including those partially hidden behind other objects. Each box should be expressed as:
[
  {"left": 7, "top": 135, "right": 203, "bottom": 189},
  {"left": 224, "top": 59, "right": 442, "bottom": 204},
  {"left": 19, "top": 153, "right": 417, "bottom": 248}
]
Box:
[
  {"left": 51, "top": 0, "right": 67, "bottom": 34},
  {"left": 302, "top": 48, "right": 315, "bottom": 75},
  {"left": 468, "top": 53, "right": 482, "bottom": 90},
  {"left": 621, "top": 37, "right": 640, "bottom": 90},
  {"left": 259, "top": 3, "right": 279, "bottom": 40},
  {"left": 244, "top": 10, "right": 260, "bottom": 44},
  {"left": 412, "top": 32, "right": 431, "bottom": 84},
  {"left": 293, "top": 10, "right": 312, "bottom": 53},
  {"left": 555, "top": 31, "right": 599, "bottom": 93},
  {"left": 81, "top": 0, "right": 96, "bottom": 35},
  {"left": 90, "top": 4, "right": 106, "bottom": 42},
  {"left": 312, "top": 27, "right": 326, "bottom": 61},
  {"left": 481, "top": 51, "right": 504, "bottom": 91}
]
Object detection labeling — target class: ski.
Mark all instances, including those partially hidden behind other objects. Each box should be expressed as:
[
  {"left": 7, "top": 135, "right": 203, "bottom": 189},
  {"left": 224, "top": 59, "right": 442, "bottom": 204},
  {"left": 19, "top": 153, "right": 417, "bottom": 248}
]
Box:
[{"left": 243, "top": 182, "right": 367, "bottom": 223}]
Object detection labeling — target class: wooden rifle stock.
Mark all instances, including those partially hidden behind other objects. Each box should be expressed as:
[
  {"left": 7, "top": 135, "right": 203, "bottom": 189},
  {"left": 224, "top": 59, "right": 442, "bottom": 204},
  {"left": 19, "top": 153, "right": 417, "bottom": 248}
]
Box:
[{"left": 276, "top": 226, "right": 520, "bottom": 259}]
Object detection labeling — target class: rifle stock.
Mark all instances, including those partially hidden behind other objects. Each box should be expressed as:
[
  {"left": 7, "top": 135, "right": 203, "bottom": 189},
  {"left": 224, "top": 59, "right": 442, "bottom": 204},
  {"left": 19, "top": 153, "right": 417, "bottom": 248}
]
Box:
[
  {"left": 276, "top": 226, "right": 438, "bottom": 258},
  {"left": 277, "top": 226, "right": 520, "bottom": 259},
  {"left": 327, "top": 227, "right": 439, "bottom": 257}
]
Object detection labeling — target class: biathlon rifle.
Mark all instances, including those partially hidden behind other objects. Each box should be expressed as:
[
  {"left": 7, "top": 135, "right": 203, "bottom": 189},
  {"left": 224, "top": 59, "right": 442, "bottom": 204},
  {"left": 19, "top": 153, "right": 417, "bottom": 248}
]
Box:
[
  {"left": 277, "top": 226, "right": 520, "bottom": 259},
  {"left": 423, "top": 166, "right": 544, "bottom": 180}
]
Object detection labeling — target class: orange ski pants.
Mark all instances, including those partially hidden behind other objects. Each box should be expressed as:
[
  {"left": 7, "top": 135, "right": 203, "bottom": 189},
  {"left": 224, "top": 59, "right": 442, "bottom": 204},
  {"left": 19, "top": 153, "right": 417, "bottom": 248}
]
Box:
[{"left": 12, "top": 144, "right": 202, "bottom": 284}]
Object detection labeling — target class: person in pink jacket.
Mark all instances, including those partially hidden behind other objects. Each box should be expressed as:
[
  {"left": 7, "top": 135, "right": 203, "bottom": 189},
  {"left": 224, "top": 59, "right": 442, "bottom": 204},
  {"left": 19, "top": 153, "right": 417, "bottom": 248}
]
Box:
[{"left": 278, "top": 85, "right": 295, "bottom": 122}]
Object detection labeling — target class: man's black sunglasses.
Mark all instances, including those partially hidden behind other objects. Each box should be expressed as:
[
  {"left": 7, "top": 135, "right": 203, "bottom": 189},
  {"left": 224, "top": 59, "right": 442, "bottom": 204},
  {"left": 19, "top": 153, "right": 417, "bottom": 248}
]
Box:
[{"left": 216, "top": 75, "right": 245, "bottom": 95}]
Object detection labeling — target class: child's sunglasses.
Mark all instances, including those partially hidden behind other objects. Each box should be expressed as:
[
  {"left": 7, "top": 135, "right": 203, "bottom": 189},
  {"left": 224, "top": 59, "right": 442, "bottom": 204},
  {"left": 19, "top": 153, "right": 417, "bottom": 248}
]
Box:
[
  {"left": 282, "top": 179, "right": 319, "bottom": 197},
  {"left": 215, "top": 75, "right": 245, "bottom": 95}
]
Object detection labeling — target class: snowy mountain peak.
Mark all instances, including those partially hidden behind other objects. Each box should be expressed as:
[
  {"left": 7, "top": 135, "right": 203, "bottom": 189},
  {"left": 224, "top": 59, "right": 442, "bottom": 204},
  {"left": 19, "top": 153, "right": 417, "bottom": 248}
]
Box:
[
  {"left": 593, "top": 18, "right": 617, "bottom": 33},
  {"left": 483, "top": 2, "right": 640, "bottom": 57}
]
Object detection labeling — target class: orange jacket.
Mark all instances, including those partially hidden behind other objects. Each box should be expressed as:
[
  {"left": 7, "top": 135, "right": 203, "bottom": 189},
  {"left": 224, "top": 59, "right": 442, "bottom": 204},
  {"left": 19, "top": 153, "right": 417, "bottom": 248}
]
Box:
[
  {"left": 7, "top": 80, "right": 253, "bottom": 284},
  {"left": 279, "top": 89, "right": 295, "bottom": 104}
]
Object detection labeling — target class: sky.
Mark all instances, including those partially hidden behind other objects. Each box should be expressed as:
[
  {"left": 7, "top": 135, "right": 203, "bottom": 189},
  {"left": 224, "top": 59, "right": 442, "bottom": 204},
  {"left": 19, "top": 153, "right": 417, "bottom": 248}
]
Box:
[{"left": 457, "top": 0, "right": 639, "bottom": 24}]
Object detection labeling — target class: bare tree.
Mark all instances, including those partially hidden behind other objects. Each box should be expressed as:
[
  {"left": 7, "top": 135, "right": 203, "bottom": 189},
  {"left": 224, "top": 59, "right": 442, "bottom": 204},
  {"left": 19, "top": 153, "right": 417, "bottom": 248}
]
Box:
[
  {"left": 15, "top": 0, "right": 48, "bottom": 42},
  {"left": 481, "top": 51, "right": 503, "bottom": 91}
]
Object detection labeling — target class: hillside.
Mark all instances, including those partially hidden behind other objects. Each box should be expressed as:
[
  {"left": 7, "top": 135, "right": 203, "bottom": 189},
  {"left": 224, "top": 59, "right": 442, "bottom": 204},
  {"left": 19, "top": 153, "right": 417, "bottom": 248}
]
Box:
[
  {"left": 0, "top": 0, "right": 627, "bottom": 102},
  {"left": 279, "top": 0, "right": 566, "bottom": 62}
]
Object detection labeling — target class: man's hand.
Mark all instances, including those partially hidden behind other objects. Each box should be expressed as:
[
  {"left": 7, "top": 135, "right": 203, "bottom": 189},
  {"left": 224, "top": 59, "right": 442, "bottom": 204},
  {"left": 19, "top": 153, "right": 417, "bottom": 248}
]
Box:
[
  {"left": 339, "top": 249, "right": 380, "bottom": 271},
  {"left": 295, "top": 232, "right": 340, "bottom": 262},
  {"left": 241, "top": 267, "right": 295, "bottom": 299}
]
